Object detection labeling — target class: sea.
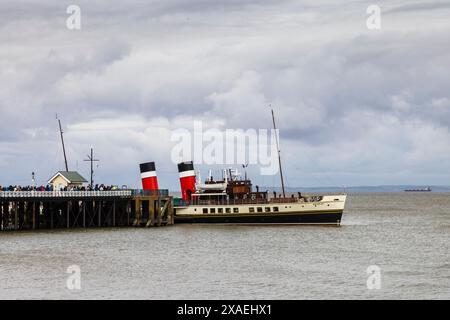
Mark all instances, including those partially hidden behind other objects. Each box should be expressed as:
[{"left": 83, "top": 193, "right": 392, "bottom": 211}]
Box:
[{"left": 0, "top": 192, "right": 449, "bottom": 300}]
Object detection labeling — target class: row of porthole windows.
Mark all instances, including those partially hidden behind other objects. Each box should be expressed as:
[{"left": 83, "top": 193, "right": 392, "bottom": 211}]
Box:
[
  {"left": 200, "top": 207, "right": 280, "bottom": 214},
  {"left": 201, "top": 208, "right": 237, "bottom": 214}
]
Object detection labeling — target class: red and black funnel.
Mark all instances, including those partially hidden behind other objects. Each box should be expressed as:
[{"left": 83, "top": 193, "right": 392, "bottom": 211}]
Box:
[
  {"left": 140, "top": 162, "right": 159, "bottom": 191},
  {"left": 178, "top": 161, "right": 196, "bottom": 201}
]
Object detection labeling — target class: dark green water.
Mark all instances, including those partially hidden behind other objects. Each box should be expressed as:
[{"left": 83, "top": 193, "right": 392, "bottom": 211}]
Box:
[{"left": 0, "top": 193, "right": 449, "bottom": 299}]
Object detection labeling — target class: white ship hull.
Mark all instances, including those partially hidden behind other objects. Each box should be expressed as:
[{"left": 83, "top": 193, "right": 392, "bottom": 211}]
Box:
[{"left": 174, "top": 195, "right": 347, "bottom": 225}]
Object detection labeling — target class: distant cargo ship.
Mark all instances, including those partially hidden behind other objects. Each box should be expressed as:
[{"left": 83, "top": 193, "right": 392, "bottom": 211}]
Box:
[{"left": 404, "top": 187, "right": 432, "bottom": 192}]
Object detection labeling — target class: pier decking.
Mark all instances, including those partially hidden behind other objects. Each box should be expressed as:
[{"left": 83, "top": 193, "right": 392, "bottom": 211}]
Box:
[{"left": 0, "top": 190, "right": 174, "bottom": 231}]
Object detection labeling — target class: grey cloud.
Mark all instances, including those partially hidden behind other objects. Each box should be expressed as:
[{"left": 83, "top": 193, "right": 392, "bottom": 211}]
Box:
[
  {"left": 385, "top": 1, "right": 450, "bottom": 14},
  {"left": 1, "top": 0, "right": 450, "bottom": 188}
]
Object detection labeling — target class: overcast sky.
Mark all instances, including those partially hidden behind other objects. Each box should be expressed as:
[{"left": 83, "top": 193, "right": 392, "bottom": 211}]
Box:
[{"left": 1, "top": 0, "right": 450, "bottom": 189}]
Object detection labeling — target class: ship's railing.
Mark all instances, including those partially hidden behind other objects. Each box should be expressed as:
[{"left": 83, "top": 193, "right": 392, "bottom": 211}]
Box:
[
  {"left": 173, "top": 196, "right": 324, "bottom": 206},
  {"left": 174, "top": 198, "right": 271, "bottom": 206},
  {"left": 0, "top": 189, "right": 169, "bottom": 198},
  {"left": 269, "top": 197, "right": 299, "bottom": 203}
]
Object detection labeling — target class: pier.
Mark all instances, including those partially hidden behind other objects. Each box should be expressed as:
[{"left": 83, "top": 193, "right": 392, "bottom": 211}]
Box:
[{"left": 0, "top": 190, "right": 174, "bottom": 231}]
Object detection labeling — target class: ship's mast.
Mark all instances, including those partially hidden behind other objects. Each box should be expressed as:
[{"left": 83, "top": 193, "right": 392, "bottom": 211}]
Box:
[
  {"left": 271, "top": 108, "right": 286, "bottom": 198},
  {"left": 57, "top": 114, "right": 69, "bottom": 172}
]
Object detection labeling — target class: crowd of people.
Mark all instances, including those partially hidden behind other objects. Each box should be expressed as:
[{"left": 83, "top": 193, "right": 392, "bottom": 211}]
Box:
[{"left": 0, "top": 184, "right": 122, "bottom": 192}]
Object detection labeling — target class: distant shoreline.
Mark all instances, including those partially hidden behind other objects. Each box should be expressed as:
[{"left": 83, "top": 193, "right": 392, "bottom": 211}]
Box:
[{"left": 259, "top": 186, "right": 450, "bottom": 193}]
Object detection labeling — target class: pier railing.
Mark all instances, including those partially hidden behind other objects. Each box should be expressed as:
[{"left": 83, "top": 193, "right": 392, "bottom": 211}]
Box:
[
  {"left": 0, "top": 190, "right": 133, "bottom": 198},
  {"left": 0, "top": 189, "right": 169, "bottom": 199}
]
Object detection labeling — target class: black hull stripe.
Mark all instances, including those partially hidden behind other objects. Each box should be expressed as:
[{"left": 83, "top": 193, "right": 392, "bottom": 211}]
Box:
[
  {"left": 175, "top": 209, "right": 342, "bottom": 218},
  {"left": 175, "top": 212, "right": 343, "bottom": 224}
]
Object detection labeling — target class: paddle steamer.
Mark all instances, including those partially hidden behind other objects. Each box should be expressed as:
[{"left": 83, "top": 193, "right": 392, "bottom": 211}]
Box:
[
  {"left": 173, "top": 110, "right": 347, "bottom": 225},
  {"left": 174, "top": 166, "right": 346, "bottom": 225}
]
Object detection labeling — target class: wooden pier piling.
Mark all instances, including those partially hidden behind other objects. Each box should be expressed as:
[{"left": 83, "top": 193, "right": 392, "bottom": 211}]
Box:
[{"left": 133, "top": 194, "right": 173, "bottom": 227}]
